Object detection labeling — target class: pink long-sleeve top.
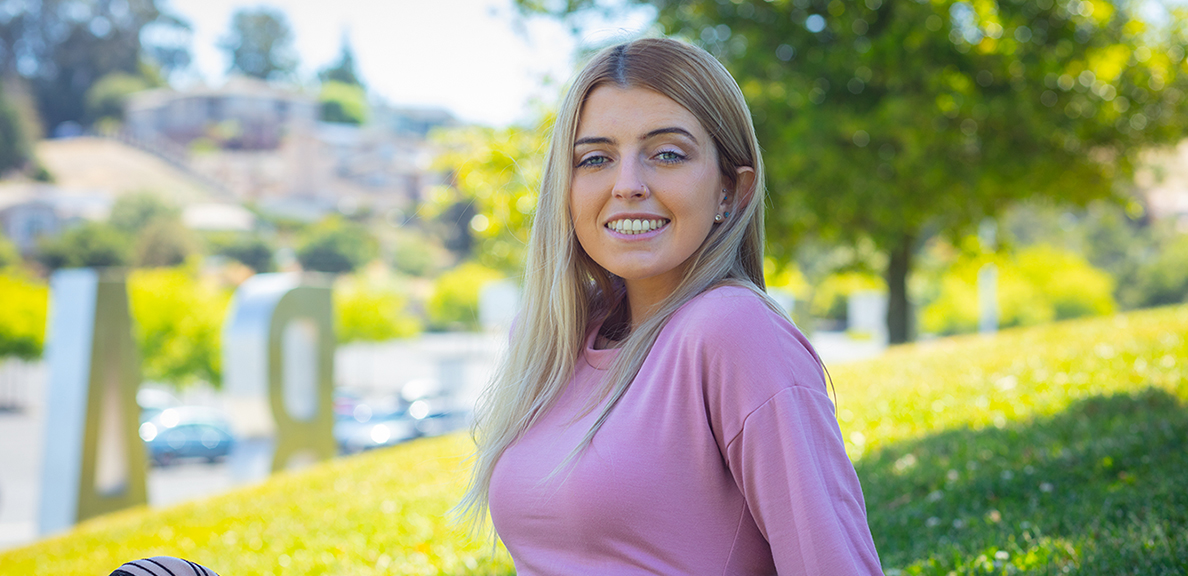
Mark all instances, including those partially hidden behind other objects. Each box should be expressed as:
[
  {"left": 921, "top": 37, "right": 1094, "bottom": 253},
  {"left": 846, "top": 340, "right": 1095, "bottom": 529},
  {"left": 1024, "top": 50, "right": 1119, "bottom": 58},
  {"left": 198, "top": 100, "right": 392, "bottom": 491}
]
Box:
[{"left": 489, "top": 286, "right": 883, "bottom": 575}]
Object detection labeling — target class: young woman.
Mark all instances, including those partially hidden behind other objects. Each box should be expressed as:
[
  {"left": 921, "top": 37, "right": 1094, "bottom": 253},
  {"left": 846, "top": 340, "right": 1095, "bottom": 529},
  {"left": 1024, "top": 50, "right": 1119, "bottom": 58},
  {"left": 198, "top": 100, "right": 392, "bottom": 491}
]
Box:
[{"left": 462, "top": 37, "right": 883, "bottom": 575}]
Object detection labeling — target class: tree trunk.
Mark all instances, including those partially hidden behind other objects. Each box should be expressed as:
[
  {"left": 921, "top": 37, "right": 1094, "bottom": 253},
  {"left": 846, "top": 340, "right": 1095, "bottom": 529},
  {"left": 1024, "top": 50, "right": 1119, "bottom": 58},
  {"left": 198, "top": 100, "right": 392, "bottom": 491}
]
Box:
[{"left": 885, "top": 234, "right": 914, "bottom": 344}]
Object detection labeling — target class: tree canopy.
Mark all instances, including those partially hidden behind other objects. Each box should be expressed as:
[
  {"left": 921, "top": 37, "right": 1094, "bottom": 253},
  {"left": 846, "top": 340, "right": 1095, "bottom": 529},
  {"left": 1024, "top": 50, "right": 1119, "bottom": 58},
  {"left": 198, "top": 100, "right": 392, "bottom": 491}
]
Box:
[
  {"left": 219, "top": 7, "right": 298, "bottom": 81},
  {"left": 517, "top": 0, "right": 1188, "bottom": 342},
  {"left": 0, "top": 0, "right": 190, "bottom": 133}
]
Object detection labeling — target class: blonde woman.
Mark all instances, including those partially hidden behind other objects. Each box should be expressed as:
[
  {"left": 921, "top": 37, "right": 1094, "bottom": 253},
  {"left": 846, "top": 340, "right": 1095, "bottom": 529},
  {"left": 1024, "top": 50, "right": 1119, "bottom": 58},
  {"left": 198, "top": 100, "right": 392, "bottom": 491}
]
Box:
[{"left": 463, "top": 38, "right": 883, "bottom": 575}]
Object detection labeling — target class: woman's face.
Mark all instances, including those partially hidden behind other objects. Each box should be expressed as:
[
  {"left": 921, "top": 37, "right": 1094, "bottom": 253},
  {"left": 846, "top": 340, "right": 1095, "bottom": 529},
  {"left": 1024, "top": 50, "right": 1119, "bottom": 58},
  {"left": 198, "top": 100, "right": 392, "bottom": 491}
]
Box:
[{"left": 570, "top": 85, "right": 733, "bottom": 302}]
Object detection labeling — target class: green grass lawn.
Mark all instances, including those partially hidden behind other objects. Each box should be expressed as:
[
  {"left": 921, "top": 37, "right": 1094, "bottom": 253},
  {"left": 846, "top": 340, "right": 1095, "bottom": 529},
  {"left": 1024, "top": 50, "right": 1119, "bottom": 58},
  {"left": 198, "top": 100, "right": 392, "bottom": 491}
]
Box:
[{"left": 2, "top": 304, "right": 1185, "bottom": 575}]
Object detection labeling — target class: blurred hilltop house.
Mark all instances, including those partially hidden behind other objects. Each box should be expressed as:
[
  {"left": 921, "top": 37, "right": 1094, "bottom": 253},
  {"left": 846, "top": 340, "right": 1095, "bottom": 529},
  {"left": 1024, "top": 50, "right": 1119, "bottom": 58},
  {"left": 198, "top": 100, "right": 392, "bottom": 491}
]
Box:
[{"left": 121, "top": 75, "right": 457, "bottom": 221}]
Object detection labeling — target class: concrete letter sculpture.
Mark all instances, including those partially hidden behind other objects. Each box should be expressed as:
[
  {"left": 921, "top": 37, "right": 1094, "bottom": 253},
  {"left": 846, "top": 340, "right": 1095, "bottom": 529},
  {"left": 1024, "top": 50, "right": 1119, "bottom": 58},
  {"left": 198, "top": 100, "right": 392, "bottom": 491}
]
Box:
[
  {"left": 39, "top": 269, "right": 148, "bottom": 535},
  {"left": 223, "top": 274, "right": 335, "bottom": 473}
]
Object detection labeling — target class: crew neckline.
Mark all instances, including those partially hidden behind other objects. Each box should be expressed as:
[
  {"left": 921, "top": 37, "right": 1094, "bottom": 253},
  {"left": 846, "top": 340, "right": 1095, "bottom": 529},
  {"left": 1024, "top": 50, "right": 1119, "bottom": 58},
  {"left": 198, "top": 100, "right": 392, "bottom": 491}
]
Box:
[{"left": 583, "top": 316, "right": 620, "bottom": 371}]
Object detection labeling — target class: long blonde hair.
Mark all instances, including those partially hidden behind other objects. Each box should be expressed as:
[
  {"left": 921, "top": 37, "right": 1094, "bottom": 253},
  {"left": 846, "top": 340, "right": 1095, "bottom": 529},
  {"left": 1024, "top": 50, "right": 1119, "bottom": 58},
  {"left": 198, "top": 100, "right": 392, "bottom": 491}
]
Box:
[{"left": 460, "top": 37, "right": 776, "bottom": 530}]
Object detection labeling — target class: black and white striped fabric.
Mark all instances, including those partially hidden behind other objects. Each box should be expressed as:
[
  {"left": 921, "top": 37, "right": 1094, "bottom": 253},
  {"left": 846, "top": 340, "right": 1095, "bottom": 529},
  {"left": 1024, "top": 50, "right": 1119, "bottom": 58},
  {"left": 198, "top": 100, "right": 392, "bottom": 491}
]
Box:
[{"left": 110, "top": 556, "right": 219, "bottom": 576}]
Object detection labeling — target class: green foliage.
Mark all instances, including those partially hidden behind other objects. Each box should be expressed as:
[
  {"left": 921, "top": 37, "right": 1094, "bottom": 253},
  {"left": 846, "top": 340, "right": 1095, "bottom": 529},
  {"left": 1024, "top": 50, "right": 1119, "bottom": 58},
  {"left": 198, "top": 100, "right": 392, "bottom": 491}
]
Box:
[
  {"left": 2, "top": 305, "right": 1184, "bottom": 574},
  {"left": 296, "top": 217, "right": 378, "bottom": 274},
  {"left": 390, "top": 228, "right": 449, "bottom": 277},
  {"left": 0, "top": 273, "right": 48, "bottom": 360},
  {"left": 520, "top": 0, "right": 1188, "bottom": 343},
  {"left": 0, "top": 80, "right": 31, "bottom": 174},
  {"left": 1125, "top": 232, "right": 1188, "bottom": 308},
  {"left": 334, "top": 273, "right": 422, "bottom": 343},
  {"left": 209, "top": 233, "right": 276, "bottom": 273},
  {"left": 427, "top": 263, "right": 503, "bottom": 331},
  {"left": 319, "top": 81, "right": 368, "bottom": 125},
  {"left": 85, "top": 72, "right": 153, "bottom": 123},
  {"left": 0, "top": 434, "right": 515, "bottom": 575},
  {"left": 0, "top": 234, "right": 21, "bottom": 269},
  {"left": 127, "top": 267, "right": 231, "bottom": 387},
  {"left": 219, "top": 7, "right": 299, "bottom": 81},
  {"left": 921, "top": 244, "right": 1116, "bottom": 335},
  {"left": 36, "top": 222, "right": 131, "bottom": 271},
  {"left": 0, "top": 0, "right": 189, "bottom": 130},
  {"left": 109, "top": 192, "right": 181, "bottom": 234},
  {"left": 810, "top": 270, "right": 885, "bottom": 322},
  {"left": 318, "top": 36, "right": 364, "bottom": 87},
  {"left": 430, "top": 117, "right": 548, "bottom": 272},
  {"left": 133, "top": 218, "right": 200, "bottom": 268}
]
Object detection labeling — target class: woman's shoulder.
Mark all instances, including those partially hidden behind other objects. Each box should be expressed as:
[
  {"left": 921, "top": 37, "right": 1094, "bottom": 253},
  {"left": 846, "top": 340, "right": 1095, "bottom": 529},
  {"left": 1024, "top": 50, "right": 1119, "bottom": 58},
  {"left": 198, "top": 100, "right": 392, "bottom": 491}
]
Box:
[
  {"left": 669, "top": 284, "right": 788, "bottom": 335},
  {"left": 663, "top": 283, "right": 824, "bottom": 389}
]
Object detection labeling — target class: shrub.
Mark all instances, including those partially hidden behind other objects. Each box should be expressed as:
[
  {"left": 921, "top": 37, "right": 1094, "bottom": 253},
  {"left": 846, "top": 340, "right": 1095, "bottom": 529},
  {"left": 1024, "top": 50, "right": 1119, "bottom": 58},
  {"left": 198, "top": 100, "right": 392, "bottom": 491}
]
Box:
[
  {"left": 211, "top": 233, "right": 276, "bottom": 273},
  {"left": 1123, "top": 233, "right": 1188, "bottom": 308},
  {"left": 921, "top": 244, "right": 1115, "bottom": 336},
  {"left": 109, "top": 192, "right": 180, "bottom": 234},
  {"left": 296, "top": 217, "right": 377, "bottom": 274},
  {"left": 133, "top": 217, "right": 199, "bottom": 268},
  {"left": 0, "top": 273, "right": 48, "bottom": 360},
  {"left": 427, "top": 263, "right": 503, "bottom": 330},
  {"left": 35, "top": 222, "right": 131, "bottom": 271},
  {"left": 334, "top": 273, "right": 422, "bottom": 343},
  {"left": 0, "top": 234, "right": 21, "bottom": 269},
  {"left": 127, "top": 267, "right": 231, "bottom": 387}
]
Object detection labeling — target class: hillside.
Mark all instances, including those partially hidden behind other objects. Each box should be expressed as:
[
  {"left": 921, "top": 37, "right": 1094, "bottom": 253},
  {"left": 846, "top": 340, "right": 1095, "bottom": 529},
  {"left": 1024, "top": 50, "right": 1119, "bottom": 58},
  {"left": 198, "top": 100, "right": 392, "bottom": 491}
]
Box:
[{"left": 1, "top": 304, "right": 1184, "bottom": 575}]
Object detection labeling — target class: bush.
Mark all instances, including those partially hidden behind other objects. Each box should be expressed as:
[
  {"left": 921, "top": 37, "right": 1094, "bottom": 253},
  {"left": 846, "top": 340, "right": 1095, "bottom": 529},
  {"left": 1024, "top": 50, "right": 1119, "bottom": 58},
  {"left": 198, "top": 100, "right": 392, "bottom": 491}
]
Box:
[
  {"left": 127, "top": 267, "right": 231, "bottom": 387},
  {"left": 334, "top": 273, "right": 422, "bottom": 343},
  {"left": 35, "top": 222, "right": 131, "bottom": 271},
  {"left": 133, "top": 217, "right": 199, "bottom": 268},
  {"left": 921, "top": 244, "right": 1115, "bottom": 336},
  {"left": 0, "top": 273, "right": 48, "bottom": 360},
  {"left": 0, "top": 80, "right": 31, "bottom": 175},
  {"left": 0, "top": 234, "right": 21, "bottom": 269},
  {"left": 1123, "top": 233, "right": 1188, "bottom": 308},
  {"left": 390, "top": 228, "right": 448, "bottom": 277},
  {"left": 427, "top": 262, "right": 503, "bottom": 330},
  {"left": 85, "top": 72, "right": 152, "bottom": 123},
  {"left": 810, "top": 271, "right": 885, "bottom": 325},
  {"left": 296, "top": 217, "right": 377, "bottom": 274},
  {"left": 210, "top": 233, "right": 276, "bottom": 273},
  {"left": 318, "top": 80, "right": 368, "bottom": 125},
  {"left": 109, "top": 192, "right": 180, "bottom": 234}
]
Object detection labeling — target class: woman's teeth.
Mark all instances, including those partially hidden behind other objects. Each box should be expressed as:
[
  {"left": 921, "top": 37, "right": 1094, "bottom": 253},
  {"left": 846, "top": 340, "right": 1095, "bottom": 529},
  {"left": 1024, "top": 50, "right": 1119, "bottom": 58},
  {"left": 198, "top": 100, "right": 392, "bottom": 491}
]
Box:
[{"left": 607, "top": 218, "right": 668, "bottom": 235}]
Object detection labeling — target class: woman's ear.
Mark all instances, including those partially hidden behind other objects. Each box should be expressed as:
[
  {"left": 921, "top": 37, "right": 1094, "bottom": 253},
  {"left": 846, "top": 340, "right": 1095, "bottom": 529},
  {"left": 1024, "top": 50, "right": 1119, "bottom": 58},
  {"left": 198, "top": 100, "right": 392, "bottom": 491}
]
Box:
[{"left": 729, "top": 166, "right": 757, "bottom": 212}]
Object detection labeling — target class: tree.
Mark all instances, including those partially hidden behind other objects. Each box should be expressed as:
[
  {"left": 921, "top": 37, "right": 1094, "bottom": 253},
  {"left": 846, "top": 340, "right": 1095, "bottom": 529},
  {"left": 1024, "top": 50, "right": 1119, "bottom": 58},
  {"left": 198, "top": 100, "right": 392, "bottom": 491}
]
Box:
[
  {"left": 0, "top": 0, "right": 190, "bottom": 132},
  {"left": 319, "top": 35, "right": 364, "bottom": 87},
  {"left": 518, "top": 0, "right": 1188, "bottom": 342},
  {"left": 429, "top": 117, "right": 549, "bottom": 272},
  {"left": 296, "top": 216, "right": 377, "bottom": 274},
  {"left": 319, "top": 81, "right": 368, "bottom": 125},
  {"left": 0, "top": 80, "right": 31, "bottom": 174},
  {"left": 220, "top": 8, "right": 298, "bottom": 81},
  {"left": 110, "top": 192, "right": 180, "bottom": 233}
]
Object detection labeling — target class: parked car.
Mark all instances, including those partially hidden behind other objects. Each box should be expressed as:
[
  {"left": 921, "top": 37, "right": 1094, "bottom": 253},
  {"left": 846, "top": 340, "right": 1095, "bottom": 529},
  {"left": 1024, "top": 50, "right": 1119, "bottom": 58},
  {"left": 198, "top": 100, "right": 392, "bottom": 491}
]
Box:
[
  {"left": 334, "top": 408, "right": 420, "bottom": 455},
  {"left": 139, "top": 406, "right": 235, "bottom": 466}
]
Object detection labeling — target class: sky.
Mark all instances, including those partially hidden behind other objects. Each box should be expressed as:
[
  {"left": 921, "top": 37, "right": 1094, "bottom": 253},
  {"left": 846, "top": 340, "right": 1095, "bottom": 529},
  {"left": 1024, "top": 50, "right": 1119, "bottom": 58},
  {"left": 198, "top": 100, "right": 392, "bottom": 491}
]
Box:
[{"left": 167, "top": 0, "right": 655, "bottom": 127}]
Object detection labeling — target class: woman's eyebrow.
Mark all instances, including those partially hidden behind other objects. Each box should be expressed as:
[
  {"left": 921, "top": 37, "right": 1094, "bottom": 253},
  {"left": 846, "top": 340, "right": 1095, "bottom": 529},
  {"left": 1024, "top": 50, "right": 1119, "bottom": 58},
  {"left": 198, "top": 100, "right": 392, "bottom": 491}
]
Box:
[
  {"left": 575, "top": 127, "right": 698, "bottom": 147},
  {"left": 574, "top": 136, "right": 613, "bottom": 147},
  {"left": 643, "top": 127, "right": 698, "bottom": 143}
]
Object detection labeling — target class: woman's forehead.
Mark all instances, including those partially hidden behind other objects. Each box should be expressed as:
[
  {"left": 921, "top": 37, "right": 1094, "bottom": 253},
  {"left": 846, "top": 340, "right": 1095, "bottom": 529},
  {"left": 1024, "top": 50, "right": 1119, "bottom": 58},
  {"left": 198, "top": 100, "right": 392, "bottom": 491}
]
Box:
[{"left": 575, "top": 85, "right": 706, "bottom": 141}]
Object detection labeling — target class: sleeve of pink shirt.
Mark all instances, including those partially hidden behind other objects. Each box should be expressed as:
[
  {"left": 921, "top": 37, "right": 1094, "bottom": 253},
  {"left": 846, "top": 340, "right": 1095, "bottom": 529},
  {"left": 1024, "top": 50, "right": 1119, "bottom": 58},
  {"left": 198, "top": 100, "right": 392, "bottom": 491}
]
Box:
[{"left": 693, "top": 288, "right": 883, "bottom": 575}]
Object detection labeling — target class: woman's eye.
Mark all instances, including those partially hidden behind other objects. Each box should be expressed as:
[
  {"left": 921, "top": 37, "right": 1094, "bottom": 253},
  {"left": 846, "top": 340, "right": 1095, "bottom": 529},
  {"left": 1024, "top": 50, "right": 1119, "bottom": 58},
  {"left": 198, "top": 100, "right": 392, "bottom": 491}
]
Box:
[
  {"left": 656, "top": 150, "right": 685, "bottom": 163},
  {"left": 577, "top": 154, "right": 609, "bottom": 168}
]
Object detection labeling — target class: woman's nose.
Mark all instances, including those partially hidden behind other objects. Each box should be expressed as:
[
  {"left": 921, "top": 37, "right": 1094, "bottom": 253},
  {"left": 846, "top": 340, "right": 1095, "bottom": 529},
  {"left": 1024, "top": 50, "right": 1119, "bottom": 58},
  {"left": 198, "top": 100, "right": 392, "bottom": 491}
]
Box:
[{"left": 611, "top": 157, "right": 649, "bottom": 199}]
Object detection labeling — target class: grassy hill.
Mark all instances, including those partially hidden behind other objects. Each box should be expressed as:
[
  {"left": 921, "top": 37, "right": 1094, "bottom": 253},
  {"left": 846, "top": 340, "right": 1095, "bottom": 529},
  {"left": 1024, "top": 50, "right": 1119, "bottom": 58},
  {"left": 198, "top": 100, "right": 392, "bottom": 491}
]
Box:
[{"left": 2, "top": 304, "right": 1184, "bottom": 575}]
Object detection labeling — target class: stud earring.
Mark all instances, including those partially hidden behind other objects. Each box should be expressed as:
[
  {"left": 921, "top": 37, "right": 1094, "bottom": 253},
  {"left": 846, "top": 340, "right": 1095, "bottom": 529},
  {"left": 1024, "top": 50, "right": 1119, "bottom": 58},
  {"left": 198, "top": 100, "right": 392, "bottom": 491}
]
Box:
[{"left": 714, "top": 214, "right": 724, "bottom": 223}]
